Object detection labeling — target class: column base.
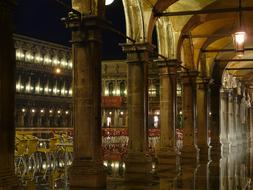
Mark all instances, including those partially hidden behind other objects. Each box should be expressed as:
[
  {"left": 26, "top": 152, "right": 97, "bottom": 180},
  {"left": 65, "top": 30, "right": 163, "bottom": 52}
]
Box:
[
  {"left": 156, "top": 147, "right": 179, "bottom": 178},
  {"left": 180, "top": 145, "right": 198, "bottom": 165},
  {"left": 198, "top": 145, "right": 210, "bottom": 162},
  {"left": 209, "top": 143, "right": 221, "bottom": 161},
  {"left": 124, "top": 152, "right": 152, "bottom": 183},
  {"left": 0, "top": 169, "right": 20, "bottom": 190},
  {"left": 69, "top": 160, "right": 106, "bottom": 189}
]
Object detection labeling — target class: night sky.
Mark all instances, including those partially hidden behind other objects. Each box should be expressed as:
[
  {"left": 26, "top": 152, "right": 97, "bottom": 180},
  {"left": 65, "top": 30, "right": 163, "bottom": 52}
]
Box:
[{"left": 14, "top": 0, "right": 126, "bottom": 60}]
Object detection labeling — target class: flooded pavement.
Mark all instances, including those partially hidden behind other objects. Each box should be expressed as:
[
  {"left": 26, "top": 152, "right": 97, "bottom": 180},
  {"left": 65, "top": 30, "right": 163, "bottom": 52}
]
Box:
[{"left": 16, "top": 143, "right": 253, "bottom": 190}]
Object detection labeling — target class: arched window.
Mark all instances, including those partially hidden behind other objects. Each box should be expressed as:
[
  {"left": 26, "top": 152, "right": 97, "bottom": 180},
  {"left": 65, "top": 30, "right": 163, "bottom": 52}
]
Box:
[
  {"left": 120, "top": 81, "right": 126, "bottom": 96},
  {"left": 108, "top": 82, "right": 114, "bottom": 96}
]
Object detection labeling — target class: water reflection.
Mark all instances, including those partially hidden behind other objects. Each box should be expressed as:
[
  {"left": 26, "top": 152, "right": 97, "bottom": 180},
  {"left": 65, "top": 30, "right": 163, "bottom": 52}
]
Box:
[{"left": 15, "top": 134, "right": 253, "bottom": 189}]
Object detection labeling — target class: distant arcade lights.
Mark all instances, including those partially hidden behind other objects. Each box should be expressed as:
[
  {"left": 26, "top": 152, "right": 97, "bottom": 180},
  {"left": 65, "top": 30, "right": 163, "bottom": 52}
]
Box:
[{"left": 105, "top": 0, "right": 115, "bottom": 5}]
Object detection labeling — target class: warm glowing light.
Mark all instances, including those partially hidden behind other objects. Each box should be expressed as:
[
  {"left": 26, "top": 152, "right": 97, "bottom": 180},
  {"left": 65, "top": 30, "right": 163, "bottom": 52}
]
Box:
[
  {"left": 234, "top": 31, "right": 246, "bottom": 44},
  {"left": 120, "top": 111, "right": 124, "bottom": 115},
  {"left": 40, "top": 109, "right": 44, "bottom": 113},
  {"left": 65, "top": 111, "right": 69, "bottom": 115},
  {"left": 22, "top": 108, "right": 26, "bottom": 113},
  {"left": 233, "top": 31, "right": 246, "bottom": 57},
  {"left": 55, "top": 68, "right": 61, "bottom": 74},
  {"left": 31, "top": 109, "right": 35, "bottom": 113},
  {"left": 49, "top": 110, "right": 53, "bottom": 113},
  {"left": 105, "top": 0, "right": 114, "bottom": 5},
  {"left": 57, "top": 110, "right": 61, "bottom": 114}
]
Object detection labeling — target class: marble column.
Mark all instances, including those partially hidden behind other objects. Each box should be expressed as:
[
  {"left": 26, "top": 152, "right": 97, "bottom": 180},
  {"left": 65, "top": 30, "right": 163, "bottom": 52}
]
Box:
[
  {"left": 195, "top": 79, "right": 210, "bottom": 190},
  {"left": 240, "top": 97, "right": 247, "bottom": 144},
  {"left": 120, "top": 43, "right": 153, "bottom": 182},
  {"left": 17, "top": 110, "right": 25, "bottom": 128},
  {"left": 64, "top": 15, "right": 106, "bottom": 188},
  {"left": 197, "top": 79, "right": 210, "bottom": 160},
  {"left": 155, "top": 59, "right": 179, "bottom": 184},
  {"left": 250, "top": 107, "right": 253, "bottom": 142},
  {"left": 181, "top": 71, "right": 198, "bottom": 155},
  {"left": 220, "top": 89, "right": 229, "bottom": 148},
  {"left": 180, "top": 71, "right": 199, "bottom": 189},
  {"left": 228, "top": 90, "right": 236, "bottom": 147},
  {"left": 0, "top": 1, "right": 19, "bottom": 188},
  {"left": 234, "top": 95, "right": 240, "bottom": 145}
]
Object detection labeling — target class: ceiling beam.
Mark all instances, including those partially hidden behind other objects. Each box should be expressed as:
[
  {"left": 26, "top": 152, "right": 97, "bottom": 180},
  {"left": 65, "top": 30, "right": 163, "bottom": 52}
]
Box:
[
  {"left": 215, "top": 59, "right": 253, "bottom": 62},
  {"left": 203, "top": 48, "right": 253, "bottom": 53},
  {"left": 226, "top": 68, "right": 253, "bottom": 70},
  {"left": 155, "top": 7, "right": 253, "bottom": 17},
  {"left": 183, "top": 33, "right": 231, "bottom": 39}
]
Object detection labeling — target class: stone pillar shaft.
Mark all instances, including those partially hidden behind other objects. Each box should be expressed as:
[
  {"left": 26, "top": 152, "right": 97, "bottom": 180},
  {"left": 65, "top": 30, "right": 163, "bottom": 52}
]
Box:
[
  {"left": 155, "top": 60, "right": 179, "bottom": 180},
  {"left": 181, "top": 71, "right": 198, "bottom": 153},
  {"left": 120, "top": 43, "right": 153, "bottom": 182},
  {"left": 65, "top": 15, "right": 106, "bottom": 188},
  {"left": 220, "top": 89, "right": 229, "bottom": 146},
  {"left": 158, "top": 61, "right": 177, "bottom": 150},
  {"left": 228, "top": 91, "right": 236, "bottom": 147},
  {"left": 197, "top": 81, "right": 210, "bottom": 159},
  {"left": 0, "top": 1, "right": 19, "bottom": 188}
]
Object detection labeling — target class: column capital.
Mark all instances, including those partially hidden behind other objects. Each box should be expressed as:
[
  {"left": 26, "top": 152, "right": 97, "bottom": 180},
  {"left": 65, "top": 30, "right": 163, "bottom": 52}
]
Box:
[
  {"left": 154, "top": 59, "right": 181, "bottom": 68},
  {"left": 180, "top": 70, "right": 199, "bottom": 84},
  {"left": 120, "top": 42, "right": 155, "bottom": 64},
  {"left": 197, "top": 78, "right": 211, "bottom": 89},
  {"left": 62, "top": 15, "right": 106, "bottom": 43}
]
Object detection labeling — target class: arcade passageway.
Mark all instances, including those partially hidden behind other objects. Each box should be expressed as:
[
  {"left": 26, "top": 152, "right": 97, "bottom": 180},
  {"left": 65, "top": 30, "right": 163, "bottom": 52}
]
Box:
[{"left": 1, "top": 0, "right": 253, "bottom": 189}]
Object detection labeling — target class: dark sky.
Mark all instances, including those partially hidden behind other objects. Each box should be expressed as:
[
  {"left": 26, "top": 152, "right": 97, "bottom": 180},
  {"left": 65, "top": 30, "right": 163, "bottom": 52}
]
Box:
[{"left": 14, "top": 0, "right": 126, "bottom": 60}]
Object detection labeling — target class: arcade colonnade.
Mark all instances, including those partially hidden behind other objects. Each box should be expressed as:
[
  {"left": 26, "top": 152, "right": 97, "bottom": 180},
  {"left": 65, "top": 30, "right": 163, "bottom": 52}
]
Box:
[{"left": 1, "top": 0, "right": 253, "bottom": 189}]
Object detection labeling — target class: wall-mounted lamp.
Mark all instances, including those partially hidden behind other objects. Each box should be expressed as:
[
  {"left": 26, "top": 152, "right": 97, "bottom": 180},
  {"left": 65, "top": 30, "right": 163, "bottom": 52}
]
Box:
[{"left": 233, "top": 0, "right": 246, "bottom": 57}]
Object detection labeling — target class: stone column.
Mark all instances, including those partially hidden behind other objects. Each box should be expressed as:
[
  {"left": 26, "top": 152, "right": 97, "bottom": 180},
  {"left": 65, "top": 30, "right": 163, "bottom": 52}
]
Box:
[
  {"left": 64, "top": 16, "right": 106, "bottom": 188},
  {"left": 250, "top": 107, "right": 253, "bottom": 142},
  {"left": 181, "top": 71, "right": 198, "bottom": 155},
  {"left": 197, "top": 79, "right": 210, "bottom": 160},
  {"left": 240, "top": 97, "right": 247, "bottom": 144},
  {"left": 120, "top": 43, "right": 152, "bottom": 182},
  {"left": 180, "top": 71, "right": 198, "bottom": 189},
  {"left": 155, "top": 59, "right": 179, "bottom": 184},
  {"left": 0, "top": 1, "right": 19, "bottom": 188},
  {"left": 234, "top": 95, "right": 240, "bottom": 144},
  {"left": 228, "top": 90, "right": 236, "bottom": 147},
  {"left": 195, "top": 79, "right": 210, "bottom": 190},
  {"left": 236, "top": 96, "right": 242, "bottom": 144},
  {"left": 17, "top": 110, "right": 25, "bottom": 128},
  {"left": 220, "top": 89, "right": 229, "bottom": 148},
  {"left": 114, "top": 109, "right": 119, "bottom": 128}
]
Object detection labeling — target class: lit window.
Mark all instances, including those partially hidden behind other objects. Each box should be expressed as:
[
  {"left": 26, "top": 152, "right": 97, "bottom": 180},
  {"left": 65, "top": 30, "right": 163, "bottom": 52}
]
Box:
[
  {"left": 44, "top": 56, "right": 52, "bottom": 64},
  {"left": 149, "top": 84, "right": 157, "bottom": 97},
  {"left": 68, "top": 60, "right": 73, "bottom": 69},
  {"left": 16, "top": 49, "right": 25, "bottom": 60},
  {"left": 154, "top": 115, "right": 159, "bottom": 128},
  {"left": 69, "top": 89, "right": 72, "bottom": 96},
  {"left": 16, "top": 82, "right": 21, "bottom": 92},
  {"left": 61, "top": 58, "right": 68, "bottom": 67},
  {"left": 35, "top": 54, "right": 43, "bottom": 63},
  {"left": 52, "top": 58, "right": 60, "bottom": 66},
  {"left": 25, "top": 52, "right": 34, "bottom": 62}
]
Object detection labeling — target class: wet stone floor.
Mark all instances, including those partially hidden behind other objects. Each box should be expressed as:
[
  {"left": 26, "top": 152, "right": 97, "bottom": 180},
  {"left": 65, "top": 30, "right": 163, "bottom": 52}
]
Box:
[{"left": 17, "top": 144, "right": 253, "bottom": 190}]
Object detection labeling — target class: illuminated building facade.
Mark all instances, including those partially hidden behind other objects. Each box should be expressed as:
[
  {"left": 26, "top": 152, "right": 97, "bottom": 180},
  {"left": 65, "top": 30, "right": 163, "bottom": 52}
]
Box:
[{"left": 14, "top": 34, "right": 162, "bottom": 129}]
